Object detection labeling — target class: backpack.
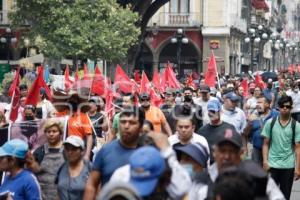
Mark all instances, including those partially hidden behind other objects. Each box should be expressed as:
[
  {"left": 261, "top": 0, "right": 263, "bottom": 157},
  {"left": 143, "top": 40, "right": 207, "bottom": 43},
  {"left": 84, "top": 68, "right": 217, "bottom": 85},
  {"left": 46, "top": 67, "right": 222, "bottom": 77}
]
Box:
[{"left": 269, "top": 117, "right": 296, "bottom": 148}]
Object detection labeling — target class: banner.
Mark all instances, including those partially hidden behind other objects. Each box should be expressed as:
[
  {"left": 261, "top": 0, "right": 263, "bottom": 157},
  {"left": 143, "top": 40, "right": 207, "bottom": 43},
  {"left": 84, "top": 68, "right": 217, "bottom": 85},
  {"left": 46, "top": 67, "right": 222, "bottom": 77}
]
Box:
[{"left": 9, "top": 117, "right": 67, "bottom": 152}]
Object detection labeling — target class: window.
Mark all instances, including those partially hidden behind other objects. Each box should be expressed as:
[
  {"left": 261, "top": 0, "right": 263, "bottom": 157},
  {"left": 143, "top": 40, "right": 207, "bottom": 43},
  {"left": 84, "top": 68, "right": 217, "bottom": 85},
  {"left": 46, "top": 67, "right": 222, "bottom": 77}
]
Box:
[{"left": 169, "top": 0, "right": 190, "bottom": 13}]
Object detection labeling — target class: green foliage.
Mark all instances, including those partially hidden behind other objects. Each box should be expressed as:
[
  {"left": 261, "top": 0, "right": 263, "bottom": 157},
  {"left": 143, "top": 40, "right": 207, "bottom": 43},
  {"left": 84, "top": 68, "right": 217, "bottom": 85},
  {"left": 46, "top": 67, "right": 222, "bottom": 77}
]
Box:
[{"left": 10, "top": 0, "right": 140, "bottom": 61}]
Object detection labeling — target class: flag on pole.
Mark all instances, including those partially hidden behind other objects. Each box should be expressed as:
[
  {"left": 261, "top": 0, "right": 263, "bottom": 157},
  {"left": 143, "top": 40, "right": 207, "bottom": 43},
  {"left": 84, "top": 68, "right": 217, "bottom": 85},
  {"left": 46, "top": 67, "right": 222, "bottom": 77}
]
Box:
[
  {"left": 91, "top": 66, "right": 105, "bottom": 96},
  {"left": 9, "top": 68, "right": 21, "bottom": 122},
  {"left": 152, "top": 69, "right": 161, "bottom": 92},
  {"left": 140, "top": 71, "right": 151, "bottom": 94},
  {"left": 8, "top": 68, "right": 21, "bottom": 97},
  {"left": 64, "top": 65, "right": 73, "bottom": 91},
  {"left": 205, "top": 51, "right": 217, "bottom": 87},
  {"left": 83, "top": 63, "right": 90, "bottom": 80},
  {"left": 25, "top": 66, "right": 52, "bottom": 106},
  {"left": 240, "top": 79, "right": 248, "bottom": 97},
  {"left": 114, "top": 64, "right": 134, "bottom": 94},
  {"left": 255, "top": 73, "right": 266, "bottom": 89}
]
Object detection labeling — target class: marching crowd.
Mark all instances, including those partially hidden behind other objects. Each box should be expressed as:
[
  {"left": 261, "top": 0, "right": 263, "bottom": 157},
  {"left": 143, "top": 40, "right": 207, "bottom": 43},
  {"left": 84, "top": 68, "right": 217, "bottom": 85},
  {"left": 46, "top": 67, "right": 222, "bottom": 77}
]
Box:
[{"left": 0, "top": 69, "right": 300, "bottom": 200}]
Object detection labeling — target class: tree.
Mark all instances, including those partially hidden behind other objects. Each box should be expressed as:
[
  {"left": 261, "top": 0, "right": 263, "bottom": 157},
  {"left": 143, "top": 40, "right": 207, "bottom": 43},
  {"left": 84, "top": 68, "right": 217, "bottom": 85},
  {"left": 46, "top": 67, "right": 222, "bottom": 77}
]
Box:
[{"left": 10, "top": 0, "right": 140, "bottom": 62}]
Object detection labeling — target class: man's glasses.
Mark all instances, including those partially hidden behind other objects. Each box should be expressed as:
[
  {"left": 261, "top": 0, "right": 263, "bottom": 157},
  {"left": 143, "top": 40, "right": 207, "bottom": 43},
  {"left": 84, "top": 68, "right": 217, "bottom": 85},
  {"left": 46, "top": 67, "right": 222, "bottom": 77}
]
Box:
[
  {"left": 279, "top": 105, "right": 292, "bottom": 109},
  {"left": 140, "top": 99, "right": 150, "bottom": 102}
]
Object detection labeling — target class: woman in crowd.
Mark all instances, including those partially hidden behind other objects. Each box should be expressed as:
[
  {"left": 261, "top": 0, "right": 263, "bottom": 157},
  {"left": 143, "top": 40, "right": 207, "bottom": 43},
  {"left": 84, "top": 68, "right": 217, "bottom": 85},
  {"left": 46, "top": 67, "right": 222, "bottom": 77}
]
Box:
[
  {"left": 56, "top": 135, "right": 92, "bottom": 200},
  {"left": 0, "top": 139, "right": 41, "bottom": 200},
  {"left": 26, "top": 119, "right": 65, "bottom": 200}
]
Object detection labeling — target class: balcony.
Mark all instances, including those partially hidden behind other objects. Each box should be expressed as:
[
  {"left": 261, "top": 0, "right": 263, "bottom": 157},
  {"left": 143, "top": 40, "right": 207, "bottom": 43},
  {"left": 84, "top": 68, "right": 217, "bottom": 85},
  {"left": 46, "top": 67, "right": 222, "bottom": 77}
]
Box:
[
  {"left": 0, "top": 10, "right": 9, "bottom": 24},
  {"left": 148, "top": 12, "right": 202, "bottom": 27}
]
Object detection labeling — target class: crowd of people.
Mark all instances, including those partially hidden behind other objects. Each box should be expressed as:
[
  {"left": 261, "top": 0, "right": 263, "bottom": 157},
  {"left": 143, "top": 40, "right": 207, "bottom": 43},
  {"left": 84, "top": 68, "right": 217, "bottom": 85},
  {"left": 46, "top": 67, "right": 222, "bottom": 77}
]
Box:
[{"left": 0, "top": 69, "right": 299, "bottom": 200}]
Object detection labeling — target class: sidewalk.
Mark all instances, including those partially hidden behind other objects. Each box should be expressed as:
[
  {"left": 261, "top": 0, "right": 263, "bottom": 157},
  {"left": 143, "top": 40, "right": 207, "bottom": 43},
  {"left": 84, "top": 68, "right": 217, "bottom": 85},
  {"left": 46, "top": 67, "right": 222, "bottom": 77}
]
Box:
[{"left": 291, "top": 180, "right": 300, "bottom": 200}]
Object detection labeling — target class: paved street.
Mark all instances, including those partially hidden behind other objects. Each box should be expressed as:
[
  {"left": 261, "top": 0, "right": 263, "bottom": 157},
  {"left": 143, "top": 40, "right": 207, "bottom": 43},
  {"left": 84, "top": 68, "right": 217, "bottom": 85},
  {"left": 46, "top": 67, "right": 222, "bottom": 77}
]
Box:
[{"left": 291, "top": 180, "right": 300, "bottom": 200}]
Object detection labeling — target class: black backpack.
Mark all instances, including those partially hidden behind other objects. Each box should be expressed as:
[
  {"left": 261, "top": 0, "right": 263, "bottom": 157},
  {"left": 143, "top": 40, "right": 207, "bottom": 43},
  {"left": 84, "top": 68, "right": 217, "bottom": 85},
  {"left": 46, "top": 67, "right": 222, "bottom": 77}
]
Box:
[{"left": 269, "top": 117, "right": 297, "bottom": 148}]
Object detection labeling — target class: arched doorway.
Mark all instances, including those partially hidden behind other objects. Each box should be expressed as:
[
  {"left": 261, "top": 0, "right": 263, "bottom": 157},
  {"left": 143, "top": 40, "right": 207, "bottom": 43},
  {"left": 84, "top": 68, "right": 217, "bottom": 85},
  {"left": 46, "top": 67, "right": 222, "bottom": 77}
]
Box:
[
  {"left": 135, "top": 43, "right": 154, "bottom": 78},
  {"left": 158, "top": 40, "right": 201, "bottom": 80}
]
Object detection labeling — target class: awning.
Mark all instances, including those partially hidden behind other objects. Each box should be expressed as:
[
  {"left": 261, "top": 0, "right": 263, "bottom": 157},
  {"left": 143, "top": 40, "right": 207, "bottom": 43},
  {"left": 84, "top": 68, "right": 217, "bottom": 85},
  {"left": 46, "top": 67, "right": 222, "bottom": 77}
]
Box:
[{"left": 252, "top": 0, "right": 269, "bottom": 12}]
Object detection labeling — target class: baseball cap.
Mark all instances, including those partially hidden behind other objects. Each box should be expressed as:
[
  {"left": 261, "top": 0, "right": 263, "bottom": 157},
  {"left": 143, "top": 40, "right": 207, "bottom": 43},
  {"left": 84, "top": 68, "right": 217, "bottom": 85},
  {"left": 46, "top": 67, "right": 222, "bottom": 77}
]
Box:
[
  {"left": 63, "top": 136, "right": 85, "bottom": 149},
  {"left": 40, "top": 87, "right": 46, "bottom": 95},
  {"left": 174, "top": 143, "right": 209, "bottom": 168},
  {"left": 224, "top": 92, "right": 240, "bottom": 101},
  {"left": 216, "top": 128, "right": 242, "bottom": 149},
  {"left": 0, "top": 139, "right": 28, "bottom": 159},
  {"left": 199, "top": 85, "right": 210, "bottom": 93},
  {"left": 262, "top": 91, "right": 272, "bottom": 103},
  {"left": 139, "top": 93, "right": 150, "bottom": 100},
  {"left": 129, "top": 146, "right": 166, "bottom": 197},
  {"left": 207, "top": 99, "right": 222, "bottom": 112},
  {"left": 249, "top": 83, "right": 256, "bottom": 89}
]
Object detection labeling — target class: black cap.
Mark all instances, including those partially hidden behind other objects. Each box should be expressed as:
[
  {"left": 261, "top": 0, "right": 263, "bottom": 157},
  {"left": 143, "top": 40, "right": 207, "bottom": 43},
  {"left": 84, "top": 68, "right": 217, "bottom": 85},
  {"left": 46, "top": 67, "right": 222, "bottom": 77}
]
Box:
[
  {"left": 216, "top": 128, "right": 242, "bottom": 149},
  {"left": 199, "top": 85, "right": 210, "bottom": 93}
]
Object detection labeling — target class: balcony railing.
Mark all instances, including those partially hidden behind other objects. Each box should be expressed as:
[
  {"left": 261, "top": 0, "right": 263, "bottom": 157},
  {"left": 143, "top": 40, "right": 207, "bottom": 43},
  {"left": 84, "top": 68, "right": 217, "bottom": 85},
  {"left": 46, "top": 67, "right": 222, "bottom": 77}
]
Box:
[
  {"left": 148, "top": 12, "right": 202, "bottom": 27},
  {"left": 0, "top": 10, "right": 9, "bottom": 24}
]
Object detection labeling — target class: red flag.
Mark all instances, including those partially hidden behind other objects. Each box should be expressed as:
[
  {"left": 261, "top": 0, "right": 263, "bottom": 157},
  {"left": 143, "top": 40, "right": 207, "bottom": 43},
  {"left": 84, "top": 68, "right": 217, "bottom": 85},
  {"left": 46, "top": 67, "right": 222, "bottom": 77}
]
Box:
[
  {"left": 64, "top": 65, "right": 73, "bottom": 91},
  {"left": 297, "top": 65, "right": 300, "bottom": 73},
  {"left": 152, "top": 69, "right": 161, "bottom": 91},
  {"left": 25, "top": 66, "right": 52, "bottom": 106},
  {"left": 9, "top": 68, "right": 21, "bottom": 122},
  {"left": 240, "top": 79, "right": 248, "bottom": 97},
  {"left": 8, "top": 68, "right": 20, "bottom": 97},
  {"left": 91, "top": 66, "right": 105, "bottom": 96},
  {"left": 140, "top": 71, "right": 151, "bottom": 94},
  {"left": 186, "top": 74, "right": 196, "bottom": 89},
  {"left": 255, "top": 73, "right": 266, "bottom": 89},
  {"left": 134, "top": 70, "right": 141, "bottom": 84},
  {"left": 83, "top": 64, "right": 90, "bottom": 80},
  {"left": 205, "top": 51, "right": 217, "bottom": 87},
  {"left": 166, "top": 64, "right": 181, "bottom": 89},
  {"left": 74, "top": 66, "right": 79, "bottom": 81},
  {"left": 114, "top": 64, "right": 134, "bottom": 94}
]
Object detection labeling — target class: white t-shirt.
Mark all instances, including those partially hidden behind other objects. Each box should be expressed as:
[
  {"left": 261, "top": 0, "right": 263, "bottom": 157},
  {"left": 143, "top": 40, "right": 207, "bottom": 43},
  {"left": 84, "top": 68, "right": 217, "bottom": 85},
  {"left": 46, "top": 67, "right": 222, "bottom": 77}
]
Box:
[
  {"left": 168, "top": 133, "right": 210, "bottom": 155},
  {"left": 194, "top": 97, "right": 218, "bottom": 126},
  {"left": 286, "top": 90, "right": 300, "bottom": 113}
]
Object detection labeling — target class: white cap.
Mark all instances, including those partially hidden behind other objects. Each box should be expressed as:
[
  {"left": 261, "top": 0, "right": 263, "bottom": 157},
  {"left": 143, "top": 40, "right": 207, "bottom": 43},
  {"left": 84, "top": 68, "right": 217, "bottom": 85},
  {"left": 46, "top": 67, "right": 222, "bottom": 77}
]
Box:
[{"left": 63, "top": 136, "right": 84, "bottom": 149}]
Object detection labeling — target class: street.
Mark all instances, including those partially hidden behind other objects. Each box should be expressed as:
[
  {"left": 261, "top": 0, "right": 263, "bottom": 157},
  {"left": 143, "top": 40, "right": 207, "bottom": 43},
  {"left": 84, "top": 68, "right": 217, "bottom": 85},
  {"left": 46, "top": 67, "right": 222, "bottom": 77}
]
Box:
[{"left": 291, "top": 180, "right": 300, "bottom": 200}]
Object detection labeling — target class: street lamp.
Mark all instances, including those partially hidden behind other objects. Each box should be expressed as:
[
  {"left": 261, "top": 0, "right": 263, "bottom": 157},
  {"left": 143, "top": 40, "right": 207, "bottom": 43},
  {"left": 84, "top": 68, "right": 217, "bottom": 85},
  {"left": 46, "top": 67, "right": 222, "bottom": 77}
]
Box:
[
  {"left": 24, "top": 38, "right": 30, "bottom": 58},
  {"left": 0, "top": 27, "right": 17, "bottom": 64},
  {"left": 171, "top": 28, "right": 188, "bottom": 78},
  {"left": 244, "top": 24, "right": 268, "bottom": 72}
]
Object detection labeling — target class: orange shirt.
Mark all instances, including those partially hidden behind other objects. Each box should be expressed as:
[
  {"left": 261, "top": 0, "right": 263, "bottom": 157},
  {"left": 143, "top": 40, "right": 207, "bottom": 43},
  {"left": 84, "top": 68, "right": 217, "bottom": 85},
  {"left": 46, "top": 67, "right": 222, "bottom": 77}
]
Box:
[
  {"left": 68, "top": 112, "right": 92, "bottom": 139},
  {"left": 144, "top": 106, "right": 166, "bottom": 133}
]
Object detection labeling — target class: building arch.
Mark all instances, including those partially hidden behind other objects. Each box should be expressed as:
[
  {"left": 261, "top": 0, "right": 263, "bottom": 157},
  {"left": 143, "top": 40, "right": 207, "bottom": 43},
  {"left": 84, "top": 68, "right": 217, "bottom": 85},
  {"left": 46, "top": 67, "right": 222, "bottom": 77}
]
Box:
[{"left": 156, "top": 36, "right": 202, "bottom": 79}]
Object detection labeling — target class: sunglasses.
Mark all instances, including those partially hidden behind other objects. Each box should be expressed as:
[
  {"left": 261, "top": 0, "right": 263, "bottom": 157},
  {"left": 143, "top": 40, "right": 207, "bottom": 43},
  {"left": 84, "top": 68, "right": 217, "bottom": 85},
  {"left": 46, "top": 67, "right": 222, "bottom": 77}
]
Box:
[{"left": 279, "top": 105, "right": 292, "bottom": 109}]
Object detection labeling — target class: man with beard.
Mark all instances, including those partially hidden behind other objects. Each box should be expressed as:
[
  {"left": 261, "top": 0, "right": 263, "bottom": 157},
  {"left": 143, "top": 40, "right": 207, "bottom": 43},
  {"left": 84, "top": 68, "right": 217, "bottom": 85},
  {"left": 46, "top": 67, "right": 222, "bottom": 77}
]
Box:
[
  {"left": 243, "top": 94, "right": 279, "bottom": 166},
  {"left": 83, "top": 106, "right": 145, "bottom": 200},
  {"left": 262, "top": 95, "right": 300, "bottom": 200},
  {"left": 198, "top": 100, "right": 235, "bottom": 164},
  {"left": 139, "top": 93, "right": 172, "bottom": 136}
]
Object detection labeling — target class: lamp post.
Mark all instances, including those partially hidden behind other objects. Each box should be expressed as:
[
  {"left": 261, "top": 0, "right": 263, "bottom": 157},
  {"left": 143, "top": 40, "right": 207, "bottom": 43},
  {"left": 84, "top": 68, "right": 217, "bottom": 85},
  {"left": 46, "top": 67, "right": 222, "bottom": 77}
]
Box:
[
  {"left": 0, "top": 27, "right": 17, "bottom": 64},
  {"left": 24, "top": 38, "right": 30, "bottom": 58},
  {"left": 171, "top": 28, "right": 188, "bottom": 78},
  {"left": 268, "top": 32, "right": 281, "bottom": 71},
  {"left": 244, "top": 25, "right": 268, "bottom": 72}
]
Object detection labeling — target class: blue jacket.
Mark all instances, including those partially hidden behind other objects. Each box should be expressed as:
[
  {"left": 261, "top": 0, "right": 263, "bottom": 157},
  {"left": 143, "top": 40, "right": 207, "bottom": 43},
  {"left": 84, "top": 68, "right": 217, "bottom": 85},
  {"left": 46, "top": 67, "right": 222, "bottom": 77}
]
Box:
[{"left": 250, "top": 109, "right": 279, "bottom": 149}]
